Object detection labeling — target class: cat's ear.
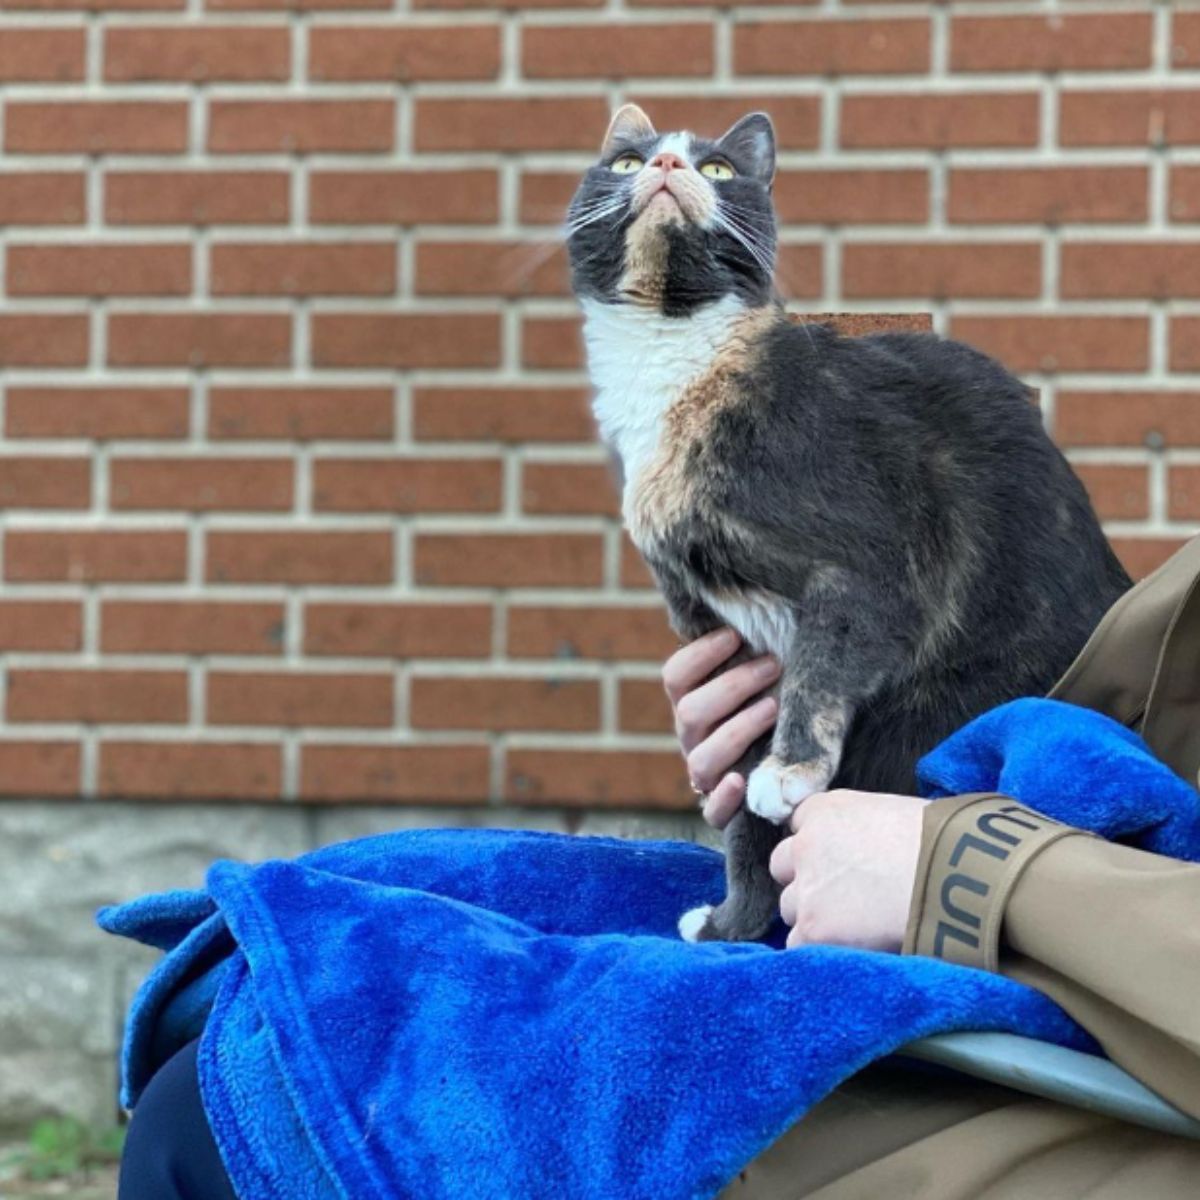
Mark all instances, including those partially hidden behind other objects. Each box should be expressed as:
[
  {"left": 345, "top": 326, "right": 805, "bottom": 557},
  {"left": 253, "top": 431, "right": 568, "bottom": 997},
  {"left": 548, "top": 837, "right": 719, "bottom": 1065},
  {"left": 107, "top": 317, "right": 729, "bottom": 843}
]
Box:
[
  {"left": 601, "top": 104, "right": 656, "bottom": 156},
  {"left": 717, "top": 112, "right": 776, "bottom": 186}
]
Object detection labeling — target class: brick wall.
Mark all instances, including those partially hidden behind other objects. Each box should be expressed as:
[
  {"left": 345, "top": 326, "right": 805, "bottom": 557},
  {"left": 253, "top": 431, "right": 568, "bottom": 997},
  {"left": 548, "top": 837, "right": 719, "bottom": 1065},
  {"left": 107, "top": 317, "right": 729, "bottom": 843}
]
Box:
[{"left": 0, "top": 0, "right": 1196, "bottom": 812}]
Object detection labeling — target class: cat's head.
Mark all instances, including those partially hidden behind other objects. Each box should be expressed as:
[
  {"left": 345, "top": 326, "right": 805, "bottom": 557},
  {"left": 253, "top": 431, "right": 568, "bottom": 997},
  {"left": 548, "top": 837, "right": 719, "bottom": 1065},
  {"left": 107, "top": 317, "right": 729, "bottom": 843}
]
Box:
[{"left": 566, "top": 104, "right": 777, "bottom": 316}]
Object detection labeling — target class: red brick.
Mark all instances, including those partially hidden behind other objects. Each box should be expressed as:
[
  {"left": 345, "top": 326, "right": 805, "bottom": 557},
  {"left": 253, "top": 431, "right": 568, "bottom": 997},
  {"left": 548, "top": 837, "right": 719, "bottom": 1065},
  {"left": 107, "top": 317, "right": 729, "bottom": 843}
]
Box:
[
  {"left": 8, "top": 668, "right": 188, "bottom": 724},
  {"left": 110, "top": 457, "right": 293, "bottom": 511},
  {"left": 416, "top": 0, "right": 599, "bottom": 9},
  {"left": 411, "top": 676, "right": 599, "bottom": 731},
  {"left": 1072, "top": 463, "right": 1149, "bottom": 521},
  {"left": 209, "top": 0, "right": 389, "bottom": 9},
  {"left": 5, "top": 530, "right": 187, "bottom": 582},
  {"left": 99, "top": 742, "right": 281, "bottom": 801},
  {"left": 775, "top": 244, "right": 824, "bottom": 298},
  {"left": 1169, "top": 466, "right": 1200, "bottom": 521},
  {"left": 0, "top": 601, "right": 82, "bottom": 651},
  {"left": 736, "top": 18, "right": 928, "bottom": 76},
  {"left": 6, "top": 101, "right": 187, "bottom": 153},
  {"left": 841, "top": 92, "right": 1039, "bottom": 149},
  {"left": 627, "top": 94, "right": 822, "bottom": 151},
  {"left": 621, "top": 535, "right": 655, "bottom": 589},
  {"left": 774, "top": 169, "right": 928, "bottom": 225},
  {"left": 0, "top": 315, "right": 88, "bottom": 366},
  {"left": 521, "top": 315, "right": 583, "bottom": 370},
  {"left": 310, "top": 25, "right": 499, "bottom": 80},
  {"left": 209, "top": 100, "right": 393, "bottom": 153},
  {"left": 106, "top": 171, "right": 289, "bottom": 225},
  {"left": 0, "top": 174, "right": 85, "bottom": 225},
  {"left": 413, "top": 387, "right": 593, "bottom": 444},
  {"left": 0, "top": 28, "right": 85, "bottom": 81},
  {"left": 631, "top": 0, "right": 813, "bottom": 6},
  {"left": 7, "top": 243, "right": 191, "bottom": 297},
  {"left": 618, "top": 678, "right": 673, "bottom": 734},
  {"left": 414, "top": 533, "right": 603, "bottom": 588},
  {"left": 105, "top": 25, "right": 289, "bottom": 81},
  {"left": 102, "top": 601, "right": 285, "bottom": 655},
  {"left": 310, "top": 169, "right": 498, "bottom": 225},
  {"left": 206, "top": 530, "right": 392, "bottom": 584},
  {"left": 10, "top": 0, "right": 179, "bottom": 8},
  {"left": 305, "top": 602, "right": 492, "bottom": 658},
  {"left": 1060, "top": 91, "right": 1200, "bottom": 148},
  {"left": 1169, "top": 167, "right": 1200, "bottom": 222},
  {"left": 300, "top": 743, "right": 489, "bottom": 803},
  {"left": 208, "top": 386, "right": 393, "bottom": 441},
  {"left": 1175, "top": 11, "right": 1200, "bottom": 67},
  {"left": 794, "top": 313, "right": 934, "bottom": 338},
  {"left": 523, "top": 23, "right": 712, "bottom": 78},
  {"left": 415, "top": 96, "right": 608, "bottom": 152},
  {"left": 1057, "top": 391, "right": 1200, "bottom": 449},
  {"left": 951, "top": 14, "right": 1151, "bottom": 72},
  {"left": 6, "top": 387, "right": 189, "bottom": 440},
  {"left": 949, "top": 167, "right": 1149, "bottom": 225},
  {"left": 1109, "top": 538, "right": 1189, "bottom": 582},
  {"left": 520, "top": 172, "right": 581, "bottom": 225},
  {"left": 108, "top": 312, "right": 290, "bottom": 368},
  {"left": 1061, "top": 243, "right": 1200, "bottom": 300},
  {"left": 521, "top": 462, "right": 618, "bottom": 516},
  {"left": 313, "top": 457, "right": 501, "bottom": 513},
  {"left": 1170, "top": 318, "right": 1200, "bottom": 372},
  {"left": 208, "top": 671, "right": 393, "bottom": 728},
  {"left": 312, "top": 313, "right": 499, "bottom": 369},
  {"left": 507, "top": 604, "right": 674, "bottom": 661},
  {"left": 842, "top": 241, "right": 1040, "bottom": 300},
  {"left": 950, "top": 316, "right": 1149, "bottom": 374},
  {"left": 0, "top": 458, "right": 90, "bottom": 509},
  {"left": 210, "top": 241, "right": 394, "bottom": 297},
  {"left": 505, "top": 748, "right": 692, "bottom": 809},
  {"left": 415, "top": 240, "right": 568, "bottom": 298},
  {"left": 0, "top": 741, "right": 79, "bottom": 798}
]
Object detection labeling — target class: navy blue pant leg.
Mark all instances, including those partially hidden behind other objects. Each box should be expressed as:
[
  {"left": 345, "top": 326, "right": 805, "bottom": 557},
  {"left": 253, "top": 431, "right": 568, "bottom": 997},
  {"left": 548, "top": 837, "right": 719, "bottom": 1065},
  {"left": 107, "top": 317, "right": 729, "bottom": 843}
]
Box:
[{"left": 118, "top": 1039, "right": 238, "bottom": 1200}]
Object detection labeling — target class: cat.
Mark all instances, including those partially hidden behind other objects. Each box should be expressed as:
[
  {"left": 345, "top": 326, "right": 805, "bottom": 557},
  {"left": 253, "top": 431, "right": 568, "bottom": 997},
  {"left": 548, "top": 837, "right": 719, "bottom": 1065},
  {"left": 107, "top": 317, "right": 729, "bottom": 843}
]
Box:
[{"left": 566, "top": 104, "right": 1132, "bottom": 943}]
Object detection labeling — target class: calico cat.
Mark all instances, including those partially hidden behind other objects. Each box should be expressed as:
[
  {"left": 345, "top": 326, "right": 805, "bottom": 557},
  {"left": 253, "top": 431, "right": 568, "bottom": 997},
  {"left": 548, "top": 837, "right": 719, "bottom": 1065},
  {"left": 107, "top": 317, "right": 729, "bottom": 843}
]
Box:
[{"left": 566, "top": 104, "right": 1132, "bottom": 943}]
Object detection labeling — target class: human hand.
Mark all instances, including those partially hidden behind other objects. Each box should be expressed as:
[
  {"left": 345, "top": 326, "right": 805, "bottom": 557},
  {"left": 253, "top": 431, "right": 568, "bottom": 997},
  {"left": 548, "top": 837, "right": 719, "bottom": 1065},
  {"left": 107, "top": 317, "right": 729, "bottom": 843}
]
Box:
[
  {"left": 661, "top": 628, "right": 780, "bottom": 829},
  {"left": 769, "top": 789, "right": 928, "bottom": 952}
]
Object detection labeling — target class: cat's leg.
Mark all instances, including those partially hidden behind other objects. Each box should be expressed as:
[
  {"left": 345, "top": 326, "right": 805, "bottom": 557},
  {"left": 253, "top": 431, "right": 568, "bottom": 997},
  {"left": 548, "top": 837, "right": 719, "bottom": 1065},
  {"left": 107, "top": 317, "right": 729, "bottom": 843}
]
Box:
[
  {"left": 679, "top": 799, "right": 783, "bottom": 943},
  {"left": 745, "top": 606, "right": 902, "bottom": 826}
]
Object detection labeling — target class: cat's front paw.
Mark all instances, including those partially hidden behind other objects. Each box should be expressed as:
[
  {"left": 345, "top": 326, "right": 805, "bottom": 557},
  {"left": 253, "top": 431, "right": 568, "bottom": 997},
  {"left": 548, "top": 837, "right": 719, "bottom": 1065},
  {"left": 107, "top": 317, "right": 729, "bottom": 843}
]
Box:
[
  {"left": 678, "top": 905, "right": 714, "bottom": 943},
  {"left": 746, "top": 756, "right": 824, "bottom": 825}
]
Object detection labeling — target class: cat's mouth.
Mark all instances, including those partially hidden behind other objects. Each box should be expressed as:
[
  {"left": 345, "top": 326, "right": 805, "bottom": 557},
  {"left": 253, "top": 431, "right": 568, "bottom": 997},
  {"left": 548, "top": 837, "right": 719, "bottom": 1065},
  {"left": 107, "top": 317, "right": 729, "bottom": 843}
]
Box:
[{"left": 630, "top": 170, "right": 713, "bottom": 227}]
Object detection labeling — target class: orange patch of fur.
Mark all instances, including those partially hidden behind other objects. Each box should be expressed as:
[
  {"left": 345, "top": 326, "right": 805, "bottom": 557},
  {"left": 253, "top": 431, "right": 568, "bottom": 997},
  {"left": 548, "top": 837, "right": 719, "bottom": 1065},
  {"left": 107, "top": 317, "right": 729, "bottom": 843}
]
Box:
[{"left": 626, "top": 305, "right": 782, "bottom": 553}]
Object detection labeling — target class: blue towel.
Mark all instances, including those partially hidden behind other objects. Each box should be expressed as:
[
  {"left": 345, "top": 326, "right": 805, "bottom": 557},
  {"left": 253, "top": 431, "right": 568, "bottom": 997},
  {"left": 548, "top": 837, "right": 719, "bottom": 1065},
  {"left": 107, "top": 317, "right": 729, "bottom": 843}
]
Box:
[{"left": 99, "top": 698, "right": 1200, "bottom": 1200}]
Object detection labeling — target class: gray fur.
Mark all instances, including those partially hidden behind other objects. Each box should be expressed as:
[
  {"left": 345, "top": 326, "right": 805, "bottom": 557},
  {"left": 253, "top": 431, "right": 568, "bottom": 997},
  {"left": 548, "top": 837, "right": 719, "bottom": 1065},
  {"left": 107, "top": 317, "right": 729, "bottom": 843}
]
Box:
[{"left": 568, "top": 107, "right": 1131, "bottom": 942}]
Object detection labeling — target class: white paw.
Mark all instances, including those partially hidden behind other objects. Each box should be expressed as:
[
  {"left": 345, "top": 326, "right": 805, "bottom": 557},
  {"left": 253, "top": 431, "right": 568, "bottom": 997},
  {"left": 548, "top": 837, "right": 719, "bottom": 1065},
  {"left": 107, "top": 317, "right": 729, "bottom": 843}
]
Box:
[
  {"left": 746, "top": 759, "right": 822, "bottom": 825},
  {"left": 678, "top": 905, "right": 713, "bottom": 943}
]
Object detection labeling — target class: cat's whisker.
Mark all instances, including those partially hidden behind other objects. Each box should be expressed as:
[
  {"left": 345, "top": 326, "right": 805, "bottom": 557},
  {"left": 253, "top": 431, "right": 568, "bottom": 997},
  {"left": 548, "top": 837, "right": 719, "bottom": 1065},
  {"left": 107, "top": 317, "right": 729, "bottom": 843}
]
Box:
[
  {"left": 495, "top": 240, "right": 568, "bottom": 294},
  {"left": 712, "top": 211, "right": 775, "bottom": 280}
]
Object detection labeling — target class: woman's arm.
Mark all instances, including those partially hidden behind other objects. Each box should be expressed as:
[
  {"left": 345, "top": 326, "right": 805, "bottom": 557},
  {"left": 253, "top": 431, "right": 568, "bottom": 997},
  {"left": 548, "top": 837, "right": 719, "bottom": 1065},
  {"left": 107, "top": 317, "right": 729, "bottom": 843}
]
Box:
[
  {"left": 908, "top": 794, "right": 1200, "bottom": 1119},
  {"left": 660, "top": 633, "right": 1200, "bottom": 1118}
]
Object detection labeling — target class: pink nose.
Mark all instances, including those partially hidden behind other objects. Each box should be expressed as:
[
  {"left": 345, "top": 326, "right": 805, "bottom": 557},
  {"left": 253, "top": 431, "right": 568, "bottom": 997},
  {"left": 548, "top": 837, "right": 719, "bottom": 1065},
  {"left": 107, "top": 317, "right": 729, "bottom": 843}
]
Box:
[{"left": 648, "top": 152, "right": 687, "bottom": 173}]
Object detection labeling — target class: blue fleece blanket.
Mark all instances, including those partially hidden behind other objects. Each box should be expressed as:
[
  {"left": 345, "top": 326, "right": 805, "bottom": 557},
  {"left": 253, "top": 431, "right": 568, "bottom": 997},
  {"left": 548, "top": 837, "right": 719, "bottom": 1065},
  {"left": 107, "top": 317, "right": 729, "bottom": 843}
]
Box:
[{"left": 99, "top": 698, "right": 1200, "bottom": 1200}]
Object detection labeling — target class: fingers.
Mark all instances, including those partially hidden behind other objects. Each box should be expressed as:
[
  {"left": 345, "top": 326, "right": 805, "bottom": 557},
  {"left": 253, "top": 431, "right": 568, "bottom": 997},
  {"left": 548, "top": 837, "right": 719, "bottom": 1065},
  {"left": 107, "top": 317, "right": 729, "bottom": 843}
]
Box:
[
  {"left": 701, "top": 773, "right": 745, "bottom": 830},
  {"left": 685, "top": 694, "right": 778, "bottom": 793},
  {"left": 661, "top": 627, "right": 741, "bottom": 705},
  {"left": 769, "top": 833, "right": 797, "bottom": 886},
  {"left": 674, "top": 656, "right": 781, "bottom": 753}
]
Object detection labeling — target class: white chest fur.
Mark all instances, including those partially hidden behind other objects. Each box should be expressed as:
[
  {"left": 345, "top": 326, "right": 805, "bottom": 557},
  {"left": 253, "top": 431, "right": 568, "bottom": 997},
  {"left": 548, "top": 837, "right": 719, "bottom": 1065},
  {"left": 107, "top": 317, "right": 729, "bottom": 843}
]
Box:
[{"left": 582, "top": 294, "right": 749, "bottom": 493}]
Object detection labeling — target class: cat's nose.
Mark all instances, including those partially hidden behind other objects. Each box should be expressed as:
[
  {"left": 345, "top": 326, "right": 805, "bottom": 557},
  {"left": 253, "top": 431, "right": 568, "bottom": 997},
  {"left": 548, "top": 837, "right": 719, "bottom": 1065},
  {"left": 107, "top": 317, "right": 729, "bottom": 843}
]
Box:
[{"left": 648, "top": 152, "right": 687, "bottom": 173}]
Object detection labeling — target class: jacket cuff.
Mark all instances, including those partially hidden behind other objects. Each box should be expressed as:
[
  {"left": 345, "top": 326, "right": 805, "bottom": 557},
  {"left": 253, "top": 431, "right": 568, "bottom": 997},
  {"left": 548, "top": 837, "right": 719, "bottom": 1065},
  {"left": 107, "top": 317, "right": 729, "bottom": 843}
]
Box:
[{"left": 902, "top": 794, "right": 1089, "bottom": 972}]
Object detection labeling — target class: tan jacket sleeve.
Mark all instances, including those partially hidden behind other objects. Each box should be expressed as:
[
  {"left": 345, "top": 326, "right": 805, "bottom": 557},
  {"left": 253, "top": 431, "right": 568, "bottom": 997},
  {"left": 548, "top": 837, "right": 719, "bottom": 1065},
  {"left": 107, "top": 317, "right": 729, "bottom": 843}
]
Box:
[{"left": 903, "top": 793, "right": 1200, "bottom": 1119}]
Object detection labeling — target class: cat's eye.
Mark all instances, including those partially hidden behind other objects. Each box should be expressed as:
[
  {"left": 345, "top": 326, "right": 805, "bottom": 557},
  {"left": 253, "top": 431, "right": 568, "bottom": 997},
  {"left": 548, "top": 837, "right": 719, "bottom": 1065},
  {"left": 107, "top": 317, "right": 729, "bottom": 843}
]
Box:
[
  {"left": 610, "top": 155, "right": 644, "bottom": 175},
  {"left": 701, "top": 161, "right": 735, "bottom": 182}
]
